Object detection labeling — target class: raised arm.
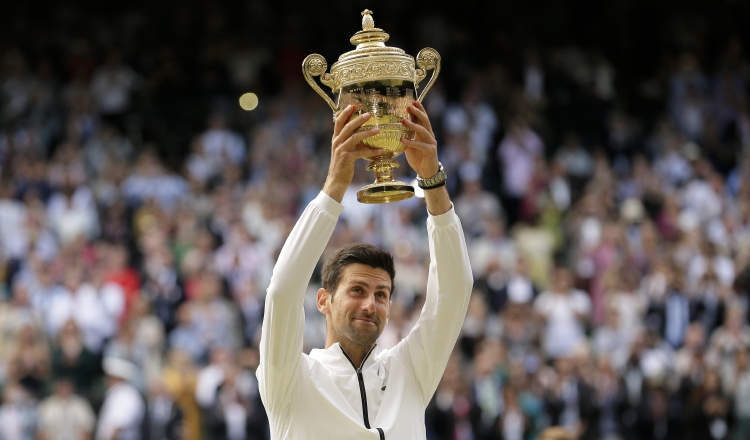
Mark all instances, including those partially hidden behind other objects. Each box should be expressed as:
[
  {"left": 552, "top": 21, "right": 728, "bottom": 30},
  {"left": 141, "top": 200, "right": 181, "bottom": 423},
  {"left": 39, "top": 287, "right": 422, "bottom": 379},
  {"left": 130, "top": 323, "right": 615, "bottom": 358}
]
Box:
[
  {"left": 396, "top": 101, "right": 474, "bottom": 402},
  {"left": 257, "top": 106, "right": 381, "bottom": 414},
  {"left": 403, "top": 207, "right": 473, "bottom": 402},
  {"left": 257, "top": 191, "right": 343, "bottom": 413}
]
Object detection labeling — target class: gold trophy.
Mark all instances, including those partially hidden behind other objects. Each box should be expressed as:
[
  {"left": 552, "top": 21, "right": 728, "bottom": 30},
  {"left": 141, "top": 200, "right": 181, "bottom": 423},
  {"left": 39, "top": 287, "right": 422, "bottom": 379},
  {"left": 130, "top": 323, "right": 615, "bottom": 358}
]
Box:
[{"left": 303, "top": 9, "right": 441, "bottom": 203}]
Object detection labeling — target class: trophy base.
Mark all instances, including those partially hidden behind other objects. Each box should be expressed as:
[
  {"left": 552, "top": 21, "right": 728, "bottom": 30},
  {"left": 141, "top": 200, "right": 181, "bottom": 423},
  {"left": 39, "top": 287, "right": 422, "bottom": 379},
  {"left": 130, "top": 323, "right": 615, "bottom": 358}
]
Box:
[{"left": 357, "top": 181, "right": 415, "bottom": 204}]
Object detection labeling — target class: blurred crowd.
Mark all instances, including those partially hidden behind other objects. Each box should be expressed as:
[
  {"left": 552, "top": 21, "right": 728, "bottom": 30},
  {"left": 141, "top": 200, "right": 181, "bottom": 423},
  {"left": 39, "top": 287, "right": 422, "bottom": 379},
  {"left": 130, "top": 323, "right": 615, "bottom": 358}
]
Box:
[{"left": 2, "top": 1, "right": 750, "bottom": 440}]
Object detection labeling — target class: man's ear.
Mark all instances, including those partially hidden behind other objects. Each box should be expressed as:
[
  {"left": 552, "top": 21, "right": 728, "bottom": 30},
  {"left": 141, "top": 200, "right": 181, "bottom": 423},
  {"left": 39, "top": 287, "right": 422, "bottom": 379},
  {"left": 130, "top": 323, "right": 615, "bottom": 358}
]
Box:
[{"left": 317, "top": 288, "right": 331, "bottom": 314}]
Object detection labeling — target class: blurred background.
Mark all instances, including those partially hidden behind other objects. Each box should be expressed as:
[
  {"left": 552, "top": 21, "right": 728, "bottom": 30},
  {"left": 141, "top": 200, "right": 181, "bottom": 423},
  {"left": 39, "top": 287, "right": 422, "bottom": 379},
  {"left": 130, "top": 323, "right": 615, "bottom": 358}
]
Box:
[{"left": 1, "top": 0, "right": 750, "bottom": 439}]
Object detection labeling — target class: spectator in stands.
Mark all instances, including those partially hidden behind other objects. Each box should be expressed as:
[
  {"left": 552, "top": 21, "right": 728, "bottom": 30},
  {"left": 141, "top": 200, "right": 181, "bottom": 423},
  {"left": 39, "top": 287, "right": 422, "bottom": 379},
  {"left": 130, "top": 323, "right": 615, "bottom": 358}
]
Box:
[
  {"left": 195, "top": 348, "right": 255, "bottom": 440},
  {"left": 96, "top": 357, "right": 146, "bottom": 440},
  {"left": 88, "top": 49, "right": 141, "bottom": 130},
  {"left": 0, "top": 382, "right": 37, "bottom": 440},
  {"left": 535, "top": 267, "right": 591, "bottom": 359},
  {"left": 454, "top": 161, "right": 504, "bottom": 238},
  {"left": 46, "top": 264, "right": 118, "bottom": 354},
  {"left": 5, "top": 323, "right": 50, "bottom": 397},
  {"left": 51, "top": 320, "right": 101, "bottom": 402},
  {"left": 146, "top": 379, "right": 183, "bottom": 440},
  {"left": 498, "top": 117, "right": 544, "bottom": 225},
  {"left": 161, "top": 349, "right": 201, "bottom": 440},
  {"left": 37, "top": 377, "right": 97, "bottom": 440}
]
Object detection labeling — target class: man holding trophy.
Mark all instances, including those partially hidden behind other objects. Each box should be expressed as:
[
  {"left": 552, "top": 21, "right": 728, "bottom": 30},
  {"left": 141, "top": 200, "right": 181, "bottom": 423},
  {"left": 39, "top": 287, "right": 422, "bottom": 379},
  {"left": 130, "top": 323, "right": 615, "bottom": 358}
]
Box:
[{"left": 257, "top": 99, "right": 473, "bottom": 439}]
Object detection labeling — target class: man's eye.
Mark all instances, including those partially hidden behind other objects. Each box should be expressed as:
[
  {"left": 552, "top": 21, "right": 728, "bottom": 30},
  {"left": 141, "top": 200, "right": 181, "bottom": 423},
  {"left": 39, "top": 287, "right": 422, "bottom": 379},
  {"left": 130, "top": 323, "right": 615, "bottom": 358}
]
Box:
[{"left": 377, "top": 292, "right": 387, "bottom": 299}]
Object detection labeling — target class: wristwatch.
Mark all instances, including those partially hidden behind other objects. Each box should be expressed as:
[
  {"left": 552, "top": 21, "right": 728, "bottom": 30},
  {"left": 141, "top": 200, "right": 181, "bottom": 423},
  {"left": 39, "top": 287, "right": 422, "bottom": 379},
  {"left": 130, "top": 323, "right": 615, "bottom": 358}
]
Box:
[{"left": 417, "top": 162, "right": 448, "bottom": 190}]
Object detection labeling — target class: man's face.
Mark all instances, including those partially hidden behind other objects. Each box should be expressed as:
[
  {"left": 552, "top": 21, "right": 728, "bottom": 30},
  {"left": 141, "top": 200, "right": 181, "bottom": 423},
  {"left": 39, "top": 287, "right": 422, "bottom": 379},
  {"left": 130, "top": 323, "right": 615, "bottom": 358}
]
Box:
[{"left": 318, "top": 263, "right": 392, "bottom": 347}]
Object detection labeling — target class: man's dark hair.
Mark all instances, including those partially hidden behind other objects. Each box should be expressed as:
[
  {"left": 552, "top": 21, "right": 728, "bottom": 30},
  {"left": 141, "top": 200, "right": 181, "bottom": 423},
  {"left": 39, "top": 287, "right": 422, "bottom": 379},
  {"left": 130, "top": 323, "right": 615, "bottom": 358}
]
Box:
[{"left": 321, "top": 243, "right": 395, "bottom": 298}]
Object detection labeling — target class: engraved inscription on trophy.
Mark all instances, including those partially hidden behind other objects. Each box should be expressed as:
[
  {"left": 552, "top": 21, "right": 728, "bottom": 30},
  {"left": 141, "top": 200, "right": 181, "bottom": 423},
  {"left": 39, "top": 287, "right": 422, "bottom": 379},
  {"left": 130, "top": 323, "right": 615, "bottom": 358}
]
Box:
[{"left": 338, "top": 84, "right": 417, "bottom": 157}]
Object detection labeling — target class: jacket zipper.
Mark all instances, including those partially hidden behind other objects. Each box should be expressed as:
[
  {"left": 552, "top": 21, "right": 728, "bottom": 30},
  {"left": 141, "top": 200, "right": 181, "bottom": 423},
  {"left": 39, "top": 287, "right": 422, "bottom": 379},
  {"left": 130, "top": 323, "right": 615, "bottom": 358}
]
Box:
[
  {"left": 340, "top": 345, "right": 383, "bottom": 438},
  {"left": 355, "top": 366, "right": 370, "bottom": 428}
]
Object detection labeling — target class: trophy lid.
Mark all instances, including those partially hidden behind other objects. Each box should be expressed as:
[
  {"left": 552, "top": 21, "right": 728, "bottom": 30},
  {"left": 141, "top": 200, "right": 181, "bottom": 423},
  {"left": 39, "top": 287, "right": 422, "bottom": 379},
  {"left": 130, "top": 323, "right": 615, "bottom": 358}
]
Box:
[
  {"left": 303, "top": 9, "right": 440, "bottom": 110},
  {"left": 316, "top": 9, "right": 434, "bottom": 94},
  {"left": 350, "top": 10, "right": 389, "bottom": 47},
  {"left": 337, "top": 9, "right": 407, "bottom": 61}
]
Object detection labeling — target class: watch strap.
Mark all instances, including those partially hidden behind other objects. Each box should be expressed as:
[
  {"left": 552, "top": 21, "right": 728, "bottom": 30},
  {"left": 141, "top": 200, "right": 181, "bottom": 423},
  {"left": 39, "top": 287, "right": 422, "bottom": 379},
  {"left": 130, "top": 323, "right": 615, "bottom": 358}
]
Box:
[{"left": 417, "top": 162, "right": 448, "bottom": 189}]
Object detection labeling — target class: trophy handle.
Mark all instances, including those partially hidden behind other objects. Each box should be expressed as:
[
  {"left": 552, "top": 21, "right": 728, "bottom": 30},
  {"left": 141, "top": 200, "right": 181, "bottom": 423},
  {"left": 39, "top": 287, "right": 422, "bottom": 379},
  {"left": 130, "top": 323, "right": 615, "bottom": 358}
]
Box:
[
  {"left": 302, "top": 54, "right": 338, "bottom": 112},
  {"left": 415, "top": 48, "right": 441, "bottom": 102}
]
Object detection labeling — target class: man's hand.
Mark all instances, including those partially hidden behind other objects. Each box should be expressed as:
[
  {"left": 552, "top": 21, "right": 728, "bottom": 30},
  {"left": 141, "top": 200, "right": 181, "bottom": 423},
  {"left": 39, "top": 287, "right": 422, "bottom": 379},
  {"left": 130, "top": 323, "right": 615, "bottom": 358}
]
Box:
[
  {"left": 401, "top": 101, "right": 439, "bottom": 179},
  {"left": 323, "top": 105, "right": 383, "bottom": 203},
  {"left": 401, "top": 101, "right": 451, "bottom": 216}
]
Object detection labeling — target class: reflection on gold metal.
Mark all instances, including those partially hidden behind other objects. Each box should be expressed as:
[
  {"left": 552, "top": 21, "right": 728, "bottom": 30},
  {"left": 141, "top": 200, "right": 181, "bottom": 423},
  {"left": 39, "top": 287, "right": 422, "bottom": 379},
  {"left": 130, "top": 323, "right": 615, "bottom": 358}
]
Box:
[
  {"left": 239, "top": 93, "right": 259, "bottom": 111},
  {"left": 303, "top": 9, "right": 441, "bottom": 204}
]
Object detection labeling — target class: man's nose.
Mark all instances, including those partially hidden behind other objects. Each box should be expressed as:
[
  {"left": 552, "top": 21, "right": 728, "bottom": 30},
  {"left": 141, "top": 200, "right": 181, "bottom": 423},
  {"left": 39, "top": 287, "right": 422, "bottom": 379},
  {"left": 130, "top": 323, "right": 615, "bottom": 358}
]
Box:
[{"left": 361, "top": 294, "right": 376, "bottom": 312}]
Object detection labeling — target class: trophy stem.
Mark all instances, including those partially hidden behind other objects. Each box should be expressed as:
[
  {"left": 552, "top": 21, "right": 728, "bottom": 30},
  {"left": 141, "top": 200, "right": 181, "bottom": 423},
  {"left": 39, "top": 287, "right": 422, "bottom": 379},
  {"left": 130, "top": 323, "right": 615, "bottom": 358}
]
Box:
[
  {"left": 367, "top": 156, "right": 398, "bottom": 183},
  {"left": 357, "top": 156, "right": 415, "bottom": 204}
]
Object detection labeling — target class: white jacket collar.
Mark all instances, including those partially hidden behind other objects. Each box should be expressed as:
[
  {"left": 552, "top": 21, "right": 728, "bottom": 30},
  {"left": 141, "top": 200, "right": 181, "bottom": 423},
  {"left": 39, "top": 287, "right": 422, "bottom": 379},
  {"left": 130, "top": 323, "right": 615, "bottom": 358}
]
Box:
[{"left": 309, "top": 342, "right": 379, "bottom": 371}]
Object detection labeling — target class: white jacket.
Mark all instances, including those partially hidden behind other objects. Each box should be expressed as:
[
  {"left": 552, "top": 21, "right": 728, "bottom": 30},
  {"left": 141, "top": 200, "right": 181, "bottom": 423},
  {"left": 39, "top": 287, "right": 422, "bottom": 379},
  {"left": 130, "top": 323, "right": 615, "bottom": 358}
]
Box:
[{"left": 257, "top": 191, "right": 473, "bottom": 439}]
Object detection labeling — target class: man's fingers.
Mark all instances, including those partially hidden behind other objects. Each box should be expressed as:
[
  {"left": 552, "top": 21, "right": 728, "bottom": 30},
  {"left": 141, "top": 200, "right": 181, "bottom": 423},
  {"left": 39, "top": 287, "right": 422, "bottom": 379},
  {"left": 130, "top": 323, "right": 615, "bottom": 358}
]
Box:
[
  {"left": 333, "top": 105, "right": 356, "bottom": 137},
  {"left": 337, "top": 112, "right": 372, "bottom": 141},
  {"left": 340, "top": 126, "right": 380, "bottom": 150},
  {"left": 407, "top": 103, "right": 434, "bottom": 135},
  {"left": 401, "top": 138, "right": 436, "bottom": 153},
  {"left": 402, "top": 118, "right": 435, "bottom": 143}
]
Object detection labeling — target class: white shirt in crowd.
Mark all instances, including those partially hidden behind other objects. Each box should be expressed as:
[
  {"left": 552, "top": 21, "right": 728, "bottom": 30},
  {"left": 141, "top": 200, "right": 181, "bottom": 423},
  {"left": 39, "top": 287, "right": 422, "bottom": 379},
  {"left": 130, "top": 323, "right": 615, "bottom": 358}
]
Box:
[
  {"left": 534, "top": 289, "right": 591, "bottom": 359},
  {"left": 95, "top": 382, "right": 145, "bottom": 440},
  {"left": 0, "top": 401, "right": 36, "bottom": 440},
  {"left": 444, "top": 102, "right": 498, "bottom": 165},
  {"left": 681, "top": 178, "right": 723, "bottom": 223},
  {"left": 507, "top": 275, "right": 535, "bottom": 304},
  {"left": 89, "top": 65, "right": 141, "bottom": 115},
  {"left": 201, "top": 128, "right": 247, "bottom": 167},
  {"left": 46, "top": 282, "right": 124, "bottom": 352},
  {"left": 555, "top": 146, "right": 593, "bottom": 179},
  {"left": 0, "top": 198, "right": 27, "bottom": 260},
  {"left": 121, "top": 173, "right": 189, "bottom": 212},
  {"left": 47, "top": 187, "right": 99, "bottom": 245},
  {"left": 38, "top": 394, "right": 96, "bottom": 440},
  {"left": 498, "top": 128, "right": 544, "bottom": 197},
  {"left": 195, "top": 362, "right": 258, "bottom": 440},
  {"left": 686, "top": 253, "right": 736, "bottom": 288}
]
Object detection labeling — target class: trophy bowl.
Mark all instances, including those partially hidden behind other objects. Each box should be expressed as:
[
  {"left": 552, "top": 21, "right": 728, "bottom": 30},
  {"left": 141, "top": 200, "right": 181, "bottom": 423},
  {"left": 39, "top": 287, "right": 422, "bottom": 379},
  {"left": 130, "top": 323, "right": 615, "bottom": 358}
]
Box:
[{"left": 303, "top": 9, "right": 441, "bottom": 204}]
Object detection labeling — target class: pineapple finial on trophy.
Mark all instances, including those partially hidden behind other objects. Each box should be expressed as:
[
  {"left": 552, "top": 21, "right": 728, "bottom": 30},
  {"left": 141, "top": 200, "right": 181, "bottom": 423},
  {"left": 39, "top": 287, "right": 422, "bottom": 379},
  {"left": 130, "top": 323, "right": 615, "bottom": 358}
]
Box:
[{"left": 361, "top": 10, "right": 374, "bottom": 31}]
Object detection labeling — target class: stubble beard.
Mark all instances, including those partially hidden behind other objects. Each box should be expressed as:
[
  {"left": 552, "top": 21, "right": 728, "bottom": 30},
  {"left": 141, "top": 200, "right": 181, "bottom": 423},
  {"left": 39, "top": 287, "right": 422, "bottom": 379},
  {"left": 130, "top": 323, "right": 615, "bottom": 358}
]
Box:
[{"left": 341, "top": 315, "right": 382, "bottom": 347}]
